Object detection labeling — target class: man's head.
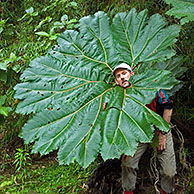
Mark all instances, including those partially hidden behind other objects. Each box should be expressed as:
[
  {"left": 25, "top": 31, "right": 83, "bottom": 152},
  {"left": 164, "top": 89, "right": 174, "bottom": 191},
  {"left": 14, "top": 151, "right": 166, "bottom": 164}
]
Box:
[{"left": 113, "top": 63, "right": 133, "bottom": 88}]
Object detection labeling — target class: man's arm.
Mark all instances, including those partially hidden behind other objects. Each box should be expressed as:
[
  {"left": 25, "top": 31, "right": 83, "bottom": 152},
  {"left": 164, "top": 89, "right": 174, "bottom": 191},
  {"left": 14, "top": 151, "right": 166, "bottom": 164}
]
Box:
[
  {"left": 163, "top": 108, "right": 173, "bottom": 123},
  {"left": 158, "top": 108, "right": 173, "bottom": 151}
]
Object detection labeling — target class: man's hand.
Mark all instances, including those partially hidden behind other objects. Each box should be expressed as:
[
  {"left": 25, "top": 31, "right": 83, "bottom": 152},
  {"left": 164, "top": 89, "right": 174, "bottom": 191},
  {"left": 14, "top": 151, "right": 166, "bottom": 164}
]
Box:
[
  {"left": 157, "top": 108, "right": 172, "bottom": 151},
  {"left": 158, "top": 132, "right": 166, "bottom": 151},
  {"left": 122, "top": 154, "right": 130, "bottom": 161}
]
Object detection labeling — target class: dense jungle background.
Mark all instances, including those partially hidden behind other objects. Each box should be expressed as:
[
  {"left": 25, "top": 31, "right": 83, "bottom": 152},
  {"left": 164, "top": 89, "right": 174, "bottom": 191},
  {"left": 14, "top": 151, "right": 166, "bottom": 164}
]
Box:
[{"left": 0, "top": 0, "right": 194, "bottom": 193}]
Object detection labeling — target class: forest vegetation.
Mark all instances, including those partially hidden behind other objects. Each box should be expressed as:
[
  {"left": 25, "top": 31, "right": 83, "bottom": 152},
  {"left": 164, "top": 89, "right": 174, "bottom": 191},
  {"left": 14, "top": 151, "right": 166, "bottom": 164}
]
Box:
[{"left": 0, "top": 0, "right": 194, "bottom": 193}]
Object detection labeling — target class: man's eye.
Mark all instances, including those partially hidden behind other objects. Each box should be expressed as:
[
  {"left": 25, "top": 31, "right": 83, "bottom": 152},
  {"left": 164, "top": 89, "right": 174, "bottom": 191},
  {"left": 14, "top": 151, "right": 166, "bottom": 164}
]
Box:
[{"left": 123, "top": 72, "right": 127, "bottom": 75}]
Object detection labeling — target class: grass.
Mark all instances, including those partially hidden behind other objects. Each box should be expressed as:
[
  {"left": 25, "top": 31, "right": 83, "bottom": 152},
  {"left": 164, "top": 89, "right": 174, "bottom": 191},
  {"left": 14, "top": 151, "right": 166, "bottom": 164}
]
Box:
[{"left": 0, "top": 159, "right": 98, "bottom": 194}]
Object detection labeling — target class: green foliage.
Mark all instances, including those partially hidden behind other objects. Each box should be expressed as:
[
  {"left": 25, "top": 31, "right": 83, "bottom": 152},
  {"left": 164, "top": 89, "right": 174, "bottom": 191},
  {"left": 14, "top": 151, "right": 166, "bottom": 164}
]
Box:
[
  {"left": 0, "top": 96, "right": 12, "bottom": 125},
  {"left": 0, "top": 177, "right": 13, "bottom": 190},
  {"left": 18, "top": 7, "right": 39, "bottom": 24},
  {"left": 0, "top": 160, "right": 97, "bottom": 193},
  {"left": 0, "top": 52, "right": 22, "bottom": 72},
  {"left": 13, "top": 148, "right": 32, "bottom": 179},
  {"left": 138, "top": 56, "right": 188, "bottom": 96},
  {"left": 0, "top": 0, "right": 86, "bottom": 149},
  {"left": 0, "top": 0, "right": 193, "bottom": 193},
  {"left": 151, "top": 56, "right": 188, "bottom": 96},
  {"left": 0, "top": 0, "right": 82, "bottom": 75},
  {"left": 0, "top": 19, "right": 8, "bottom": 34},
  {"left": 164, "top": 0, "right": 194, "bottom": 25},
  {"left": 14, "top": 9, "right": 180, "bottom": 168},
  {"left": 35, "top": 14, "right": 78, "bottom": 40},
  {"left": 0, "top": 153, "right": 11, "bottom": 171},
  {"left": 0, "top": 96, "right": 11, "bottom": 116},
  {"left": 186, "top": 166, "right": 194, "bottom": 193}
]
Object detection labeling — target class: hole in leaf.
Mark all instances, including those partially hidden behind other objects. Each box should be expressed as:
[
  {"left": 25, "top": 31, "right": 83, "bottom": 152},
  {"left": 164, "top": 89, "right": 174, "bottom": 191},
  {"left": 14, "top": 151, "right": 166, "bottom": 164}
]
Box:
[
  {"left": 44, "top": 84, "right": 46, "bottom": 87},
  {"left": 48, "top": 121, "right": 51, "bottom": 124},
  {"left": 89, "top": 123, "right": 93, "bottom": 127},
  {"left": 79, "top": 122, "right": 82, "bottom": 125},
  {"left": 66, "top": 97, "right": 69, "bottom": 100},
  {"left": 50, "top": 92, "right": 53, "bottom": 94},
  {"left": 57, "top": 108, "right": 60, "bottom": 111},
  {"left": 41, "top": 94, "right": 44, "bottom": 96},
  {"left": 61, "top": 86, "right": 64, "bottom": 89},
  {"left": 37, "top": 91, "right": 40, "bottom": 94}
]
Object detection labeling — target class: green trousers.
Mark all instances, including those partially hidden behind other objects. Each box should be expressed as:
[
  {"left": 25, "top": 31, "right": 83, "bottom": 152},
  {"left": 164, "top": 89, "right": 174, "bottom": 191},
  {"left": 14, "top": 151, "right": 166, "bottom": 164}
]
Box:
[{"left": 121, "top": 131, "right": 176, "bottom": 193}]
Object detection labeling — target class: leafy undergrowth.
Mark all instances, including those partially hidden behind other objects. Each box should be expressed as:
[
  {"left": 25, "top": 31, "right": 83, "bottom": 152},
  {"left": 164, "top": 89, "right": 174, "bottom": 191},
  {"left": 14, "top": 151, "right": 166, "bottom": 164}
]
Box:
[
  {"left": 0, "top": 135, "right": 194, "bottom": 194},
  {"left": 0, "top": 154, "right": 98, "bottom": 194}
]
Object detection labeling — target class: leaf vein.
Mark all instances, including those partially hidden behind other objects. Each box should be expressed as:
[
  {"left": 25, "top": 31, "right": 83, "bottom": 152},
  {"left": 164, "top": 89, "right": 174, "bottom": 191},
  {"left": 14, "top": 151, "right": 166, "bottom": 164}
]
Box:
[
  {"left": 119, "top": 15, "right": 134, "bottom": 65},
  {"left": 126, "top": 94, "right": 166, "bottom": 128}
]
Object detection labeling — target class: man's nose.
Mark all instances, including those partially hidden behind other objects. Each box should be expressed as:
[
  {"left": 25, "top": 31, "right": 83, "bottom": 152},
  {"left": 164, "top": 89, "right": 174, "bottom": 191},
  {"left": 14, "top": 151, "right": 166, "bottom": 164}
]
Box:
[{"left": 121, "top": 75, "right": 125, "bottom": 79}]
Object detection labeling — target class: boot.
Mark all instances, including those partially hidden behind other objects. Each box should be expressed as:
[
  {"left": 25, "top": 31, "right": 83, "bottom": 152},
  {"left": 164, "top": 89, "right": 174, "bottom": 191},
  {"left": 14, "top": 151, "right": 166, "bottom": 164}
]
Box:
[
  {"left": 124, "top": 191, "right": 134, "bottom": 194},
  {"left": 162, "top": 190, "right": 172, "bottom": 194}
]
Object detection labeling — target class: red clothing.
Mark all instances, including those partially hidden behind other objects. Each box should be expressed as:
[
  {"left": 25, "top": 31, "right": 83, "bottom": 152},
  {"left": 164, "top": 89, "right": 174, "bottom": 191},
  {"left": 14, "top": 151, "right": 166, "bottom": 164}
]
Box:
[{"left": 146, "top": 89, "right": 173, "bottom": 116}]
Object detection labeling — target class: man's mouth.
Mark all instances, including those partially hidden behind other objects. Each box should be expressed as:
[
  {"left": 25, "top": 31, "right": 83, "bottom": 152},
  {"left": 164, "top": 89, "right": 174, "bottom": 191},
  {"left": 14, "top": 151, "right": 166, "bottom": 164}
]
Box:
[
  {"left": 121, "top": 80, "right": 131, "bottom": 88},
  {"left": 122, "top": 80, "right": 128, "bottom": 84}
]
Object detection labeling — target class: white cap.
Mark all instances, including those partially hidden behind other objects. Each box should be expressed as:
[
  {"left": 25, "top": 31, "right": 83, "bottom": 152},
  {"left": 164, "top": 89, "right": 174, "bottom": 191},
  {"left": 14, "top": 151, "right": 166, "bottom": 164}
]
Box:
[{"left": 113, "top": 63, "right": 132, "bottom": 76}]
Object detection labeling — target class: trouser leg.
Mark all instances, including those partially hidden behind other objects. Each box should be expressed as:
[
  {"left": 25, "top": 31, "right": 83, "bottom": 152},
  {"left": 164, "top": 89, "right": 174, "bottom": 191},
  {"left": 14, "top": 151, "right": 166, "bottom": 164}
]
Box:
[
  {"left": 157, "top": 131, "right": 177, "bottom": 193},
  {"left": 121, "top": 143, "right": 148, "bottom": 191}
]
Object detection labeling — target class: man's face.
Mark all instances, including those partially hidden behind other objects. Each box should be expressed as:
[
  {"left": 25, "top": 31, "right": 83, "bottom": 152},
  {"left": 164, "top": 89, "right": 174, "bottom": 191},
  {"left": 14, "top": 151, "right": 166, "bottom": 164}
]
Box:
[{"left": 114, "top": 68, "right": 131, "bottom": 88}]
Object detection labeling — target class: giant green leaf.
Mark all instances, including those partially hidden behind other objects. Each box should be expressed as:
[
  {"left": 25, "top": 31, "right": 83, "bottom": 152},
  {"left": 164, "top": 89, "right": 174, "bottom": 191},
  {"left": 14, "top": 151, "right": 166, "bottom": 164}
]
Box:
[
  {"left": 138, "top": 56, "right": 188, "bottom": 96},
  {"left": 164, "top": 0, "right": 194, "bottom": 25},
  {"left": 14, "top": 9, "right": 180, "bottom": 167}
]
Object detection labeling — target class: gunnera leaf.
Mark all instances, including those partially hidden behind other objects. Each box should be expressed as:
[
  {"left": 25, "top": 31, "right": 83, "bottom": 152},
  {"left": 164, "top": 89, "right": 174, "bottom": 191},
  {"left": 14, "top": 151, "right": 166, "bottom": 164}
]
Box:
[
  {"left": 137, "top": 56, "right": 188, "bottom": 96},
  {"left": 164, "top": 0, "right": 194, "bottom": 25},
  {"left": 14, "top": 9, "right": 180, "bottom": 167}
]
